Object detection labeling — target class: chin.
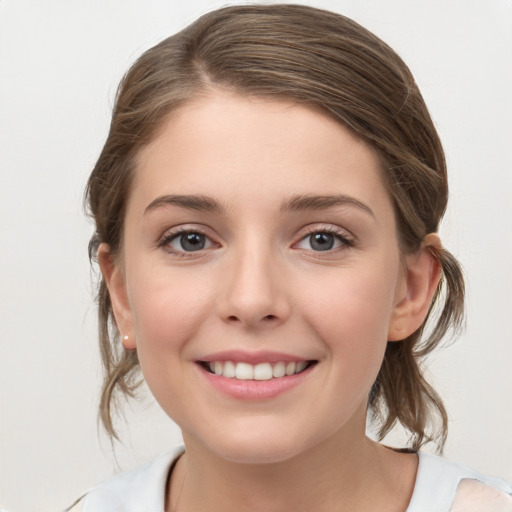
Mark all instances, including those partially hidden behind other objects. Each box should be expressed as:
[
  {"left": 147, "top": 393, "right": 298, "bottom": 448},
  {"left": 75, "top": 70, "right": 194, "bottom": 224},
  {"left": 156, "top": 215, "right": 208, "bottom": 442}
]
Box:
[{"left": 199, "top": 425, "right": 319, "bottom": 465}]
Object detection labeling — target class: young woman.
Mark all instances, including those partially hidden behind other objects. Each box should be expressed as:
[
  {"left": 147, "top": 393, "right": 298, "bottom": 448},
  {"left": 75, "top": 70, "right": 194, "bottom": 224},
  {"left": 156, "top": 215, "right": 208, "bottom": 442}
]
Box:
[{"left": 68, "top": 4, "right": 512, "bottom": 511}]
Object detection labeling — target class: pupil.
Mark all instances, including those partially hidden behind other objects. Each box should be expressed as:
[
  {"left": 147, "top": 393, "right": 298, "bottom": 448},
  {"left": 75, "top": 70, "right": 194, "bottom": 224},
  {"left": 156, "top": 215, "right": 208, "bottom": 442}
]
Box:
[
  {"left": 181, "top": 232, "right": 205, "bottom": 251},
  {"left": 310, "top": 233, "right": 334, "bottom": 251}
]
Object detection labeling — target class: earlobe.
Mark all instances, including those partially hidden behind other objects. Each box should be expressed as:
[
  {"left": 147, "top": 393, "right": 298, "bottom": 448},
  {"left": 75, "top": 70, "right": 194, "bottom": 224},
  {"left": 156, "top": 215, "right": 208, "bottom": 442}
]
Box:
[
  {"left": 97, "top": 243, "right": 136, "bottom": 349},
  {"left": 388, "top": 234, "right": 442, "bottom": 342}
]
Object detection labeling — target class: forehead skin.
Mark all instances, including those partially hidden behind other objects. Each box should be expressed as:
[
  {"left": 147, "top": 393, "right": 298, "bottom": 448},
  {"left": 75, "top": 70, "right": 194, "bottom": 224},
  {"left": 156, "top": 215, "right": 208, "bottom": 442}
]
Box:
[{"left": 129, "top": 91, "right": 396, "bottom": 239}]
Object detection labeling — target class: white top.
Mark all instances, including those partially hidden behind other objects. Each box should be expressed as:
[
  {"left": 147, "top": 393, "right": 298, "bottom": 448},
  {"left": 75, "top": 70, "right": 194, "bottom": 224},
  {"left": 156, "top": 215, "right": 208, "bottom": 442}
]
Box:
[{"left": 67, "top": 446, "right": 512, "bottom": 512}]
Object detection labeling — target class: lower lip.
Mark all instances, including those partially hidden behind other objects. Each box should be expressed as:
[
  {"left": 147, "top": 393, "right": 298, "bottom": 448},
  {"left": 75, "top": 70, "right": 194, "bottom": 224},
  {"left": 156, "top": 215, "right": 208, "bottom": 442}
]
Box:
[{"left": 197, "top": 364, "right": 315, "bottom": 400}]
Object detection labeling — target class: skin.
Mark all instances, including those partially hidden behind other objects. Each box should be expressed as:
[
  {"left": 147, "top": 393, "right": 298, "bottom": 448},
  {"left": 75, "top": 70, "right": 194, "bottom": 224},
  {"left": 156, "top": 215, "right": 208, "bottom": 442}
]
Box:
[{"left": 99, "top": 91, "right": 441, "bottom": 511}]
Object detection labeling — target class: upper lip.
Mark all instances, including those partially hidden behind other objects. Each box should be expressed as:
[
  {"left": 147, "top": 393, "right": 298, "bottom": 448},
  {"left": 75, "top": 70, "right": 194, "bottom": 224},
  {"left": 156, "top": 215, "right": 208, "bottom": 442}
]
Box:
[{"left": 198, "top": 350, "right": 313, "bottom": 365}]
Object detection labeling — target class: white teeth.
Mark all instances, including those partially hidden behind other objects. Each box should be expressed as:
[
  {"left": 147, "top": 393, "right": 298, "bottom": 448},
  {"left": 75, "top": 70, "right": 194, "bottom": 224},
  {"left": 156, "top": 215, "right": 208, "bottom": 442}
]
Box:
[
  {"left": 272, "top": 362, "right": 286, "bottom": 378},
  {"left": 235, "top": 362, "right": 254, "bottom": 380},
  {"left": 285, "top": 362, "right": 296, "bottom": 376},
  {"left": 223, "top": 360, "right": 236, "bottom": 378},
  {"left": 254, "top": 363, "right": 273, "bottom": 381},
  {"left": 206, "top": 360, "right": 310, "bottom": 380}
]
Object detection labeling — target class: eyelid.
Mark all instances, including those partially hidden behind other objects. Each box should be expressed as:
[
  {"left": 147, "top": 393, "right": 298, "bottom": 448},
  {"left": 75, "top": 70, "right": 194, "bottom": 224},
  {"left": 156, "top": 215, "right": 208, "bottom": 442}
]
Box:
[
  {"left": 293, "top": 223, "right": 355, "bottom": 252},
  {"left": 157, "top": 224, "right": 220, "bottom": 256}
]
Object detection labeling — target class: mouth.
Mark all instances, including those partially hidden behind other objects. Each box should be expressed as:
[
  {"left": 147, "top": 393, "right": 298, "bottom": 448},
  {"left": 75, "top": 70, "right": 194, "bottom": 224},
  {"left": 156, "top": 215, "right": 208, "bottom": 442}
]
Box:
[{"left": 198, "top": 360, "right": 317, "bottom": 380}]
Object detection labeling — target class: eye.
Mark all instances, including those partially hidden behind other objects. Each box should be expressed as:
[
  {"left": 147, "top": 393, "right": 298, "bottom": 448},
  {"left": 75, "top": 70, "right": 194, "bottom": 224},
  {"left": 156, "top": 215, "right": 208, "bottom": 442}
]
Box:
[
  {"left": 295, "top": 229, "right": 353, "bottom": 252},
  {"left": 161, "top": 230, "right": 215, "bottom": 254}
]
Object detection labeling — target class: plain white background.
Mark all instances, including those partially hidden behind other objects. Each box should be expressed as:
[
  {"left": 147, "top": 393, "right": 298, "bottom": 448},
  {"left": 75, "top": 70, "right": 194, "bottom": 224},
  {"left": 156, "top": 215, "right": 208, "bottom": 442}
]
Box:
[{"left": 0, "top": 1, "right": 511, "bottom": 510}]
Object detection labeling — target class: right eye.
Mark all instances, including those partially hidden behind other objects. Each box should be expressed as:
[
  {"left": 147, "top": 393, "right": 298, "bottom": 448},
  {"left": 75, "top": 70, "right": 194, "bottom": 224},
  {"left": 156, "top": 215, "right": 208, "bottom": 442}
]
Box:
[{"left": 161, "top": 230, "right": 216, "bottom": 254}]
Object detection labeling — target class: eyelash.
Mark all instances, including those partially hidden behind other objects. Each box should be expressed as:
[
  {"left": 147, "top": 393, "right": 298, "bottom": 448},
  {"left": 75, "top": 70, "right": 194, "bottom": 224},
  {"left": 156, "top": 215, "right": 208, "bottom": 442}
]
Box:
[
  {"left": 296, "top": 225, "right": 355, "bottom": 253},
  {"left": 157, "top": 225, "right": 355, "bottom": 257},
  {"left": 158, "top": 227, "right": 216, "bottom": 258}
]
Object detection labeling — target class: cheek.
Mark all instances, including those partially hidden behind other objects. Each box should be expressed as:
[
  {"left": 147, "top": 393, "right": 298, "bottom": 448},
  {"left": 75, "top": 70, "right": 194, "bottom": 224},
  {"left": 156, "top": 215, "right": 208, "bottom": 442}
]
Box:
[
  {"left": 126, "top": 266, "right": 213, "bottom": 371},
  {"left": 294, "top": 269, "right": 399, "bottom": 434},
  {"left": 299, "top": 263, "right": 399, "bottom": 370}
]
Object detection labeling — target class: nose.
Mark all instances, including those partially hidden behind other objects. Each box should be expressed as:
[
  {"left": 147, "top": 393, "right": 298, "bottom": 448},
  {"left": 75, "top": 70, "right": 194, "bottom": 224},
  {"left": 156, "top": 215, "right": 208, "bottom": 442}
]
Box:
[{"left": 216, "top": 242, "right": 291, "bottom": 329}]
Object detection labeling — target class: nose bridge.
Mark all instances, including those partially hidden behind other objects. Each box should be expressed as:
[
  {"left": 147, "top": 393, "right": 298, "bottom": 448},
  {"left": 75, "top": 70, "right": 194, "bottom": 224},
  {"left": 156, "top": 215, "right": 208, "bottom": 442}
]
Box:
[{"left": 218, "top": 232, "right": 289, "bottom": 327}]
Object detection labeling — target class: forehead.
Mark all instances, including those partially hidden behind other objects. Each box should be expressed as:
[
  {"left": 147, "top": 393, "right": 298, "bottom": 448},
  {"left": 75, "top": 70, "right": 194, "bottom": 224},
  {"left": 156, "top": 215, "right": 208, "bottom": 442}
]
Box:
[{"left": 131, "top": 92, "right": 392, "bottom": 219}]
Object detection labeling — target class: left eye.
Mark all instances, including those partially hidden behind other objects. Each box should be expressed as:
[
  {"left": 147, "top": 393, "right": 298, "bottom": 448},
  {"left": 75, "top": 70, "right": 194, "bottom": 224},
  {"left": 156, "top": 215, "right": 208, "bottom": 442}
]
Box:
[
  {"left": 168, "top": 231, "right": 214, "bottom": 252},
  {"left": 296, "top": 231, "right": 346, "bottom": 252}
]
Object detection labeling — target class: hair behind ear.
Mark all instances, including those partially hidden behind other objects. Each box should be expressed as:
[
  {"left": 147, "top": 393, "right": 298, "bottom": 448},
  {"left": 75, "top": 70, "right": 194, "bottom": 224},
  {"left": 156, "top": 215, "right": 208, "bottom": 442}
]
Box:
[
  {"left": 372, "top": 340, "right": 448, "bottom": 449},
  {"left": 418, "top": 247, "right": 466, "bottom": 356},
  {"left": 96, "top": 279, "right": 142, "bottom": 441},
  {"left": 370, "top": 246, "right": 465, "bottom": 452}
]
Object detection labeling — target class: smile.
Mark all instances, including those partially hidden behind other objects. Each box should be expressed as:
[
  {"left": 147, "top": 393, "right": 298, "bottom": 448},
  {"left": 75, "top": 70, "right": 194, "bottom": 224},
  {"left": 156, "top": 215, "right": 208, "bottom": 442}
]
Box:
[{"left": 204, "top": 360, "right": 313, "bottom": 380}]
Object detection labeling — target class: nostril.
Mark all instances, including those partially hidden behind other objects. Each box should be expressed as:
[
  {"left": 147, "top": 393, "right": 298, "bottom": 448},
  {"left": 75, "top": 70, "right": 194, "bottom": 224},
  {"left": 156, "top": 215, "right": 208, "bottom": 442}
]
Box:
[
  {"left": 223, "top": 309, "right": 284, "bottom": 326},
  {"left": 226, "top": 314, "right": 277, "bottom": 323}
]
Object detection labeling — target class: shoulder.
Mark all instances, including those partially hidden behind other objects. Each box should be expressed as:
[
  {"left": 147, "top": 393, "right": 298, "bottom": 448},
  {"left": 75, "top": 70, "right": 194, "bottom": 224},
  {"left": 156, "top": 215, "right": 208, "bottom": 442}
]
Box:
[
  {"left": 65, "top": 446, "right": 184, "bottom": 512},
  {"left": 407, "top": 452, "right": 512, "bottom": 512},
  {"left": 451, "top": 479, "right": 512, "bottom": 512}
]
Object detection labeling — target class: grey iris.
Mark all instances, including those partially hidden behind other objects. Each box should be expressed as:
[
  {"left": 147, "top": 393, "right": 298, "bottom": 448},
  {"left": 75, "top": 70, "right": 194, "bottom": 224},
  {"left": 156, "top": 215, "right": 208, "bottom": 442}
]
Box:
[
  {"left": 310, "top": 233, "right": 334, "bottom": 251},
  {"left": 181, "top": 232, "right": 205, "bottom": 251}
]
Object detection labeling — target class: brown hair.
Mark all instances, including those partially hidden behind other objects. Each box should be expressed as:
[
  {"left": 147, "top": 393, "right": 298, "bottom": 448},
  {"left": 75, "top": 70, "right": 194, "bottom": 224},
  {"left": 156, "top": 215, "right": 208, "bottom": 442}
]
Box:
[{"left": 86, "top": 4, "right": 464, "bottom": 450}]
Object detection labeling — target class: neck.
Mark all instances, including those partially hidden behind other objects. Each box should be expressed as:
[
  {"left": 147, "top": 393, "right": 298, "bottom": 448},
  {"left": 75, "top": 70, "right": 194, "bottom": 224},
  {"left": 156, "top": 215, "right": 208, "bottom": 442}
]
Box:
[{"left": 167, "top": 415, "right": 417, "bottom": 512}]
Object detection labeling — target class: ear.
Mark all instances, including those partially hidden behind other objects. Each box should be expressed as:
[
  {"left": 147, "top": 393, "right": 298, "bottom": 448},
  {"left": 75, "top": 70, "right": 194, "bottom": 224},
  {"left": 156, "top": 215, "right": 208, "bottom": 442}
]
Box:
[
  {"left": 388, "top": 234, "right": 442, "bottom": 342},
  {"left": 97, "top": 243, "right": 136, "bottom": 350}
]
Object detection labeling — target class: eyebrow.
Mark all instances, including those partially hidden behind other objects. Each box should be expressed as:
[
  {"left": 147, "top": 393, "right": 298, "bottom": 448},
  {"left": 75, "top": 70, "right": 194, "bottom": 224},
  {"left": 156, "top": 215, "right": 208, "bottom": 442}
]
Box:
[
  {"left": 280, "top": 194, "right": 375, "bottom": 218},
  {"left": 144, "top": 193, "right": 374, "bottom": 218},
  {"left": 144, "top": 194, "right": 224, "bottom": 215}
]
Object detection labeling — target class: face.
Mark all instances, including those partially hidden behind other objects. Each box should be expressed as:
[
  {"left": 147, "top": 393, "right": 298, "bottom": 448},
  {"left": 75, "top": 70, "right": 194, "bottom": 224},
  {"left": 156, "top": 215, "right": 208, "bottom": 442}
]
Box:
[{"left": 104, "top": 92, "right": 420, "bottom": 464}]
